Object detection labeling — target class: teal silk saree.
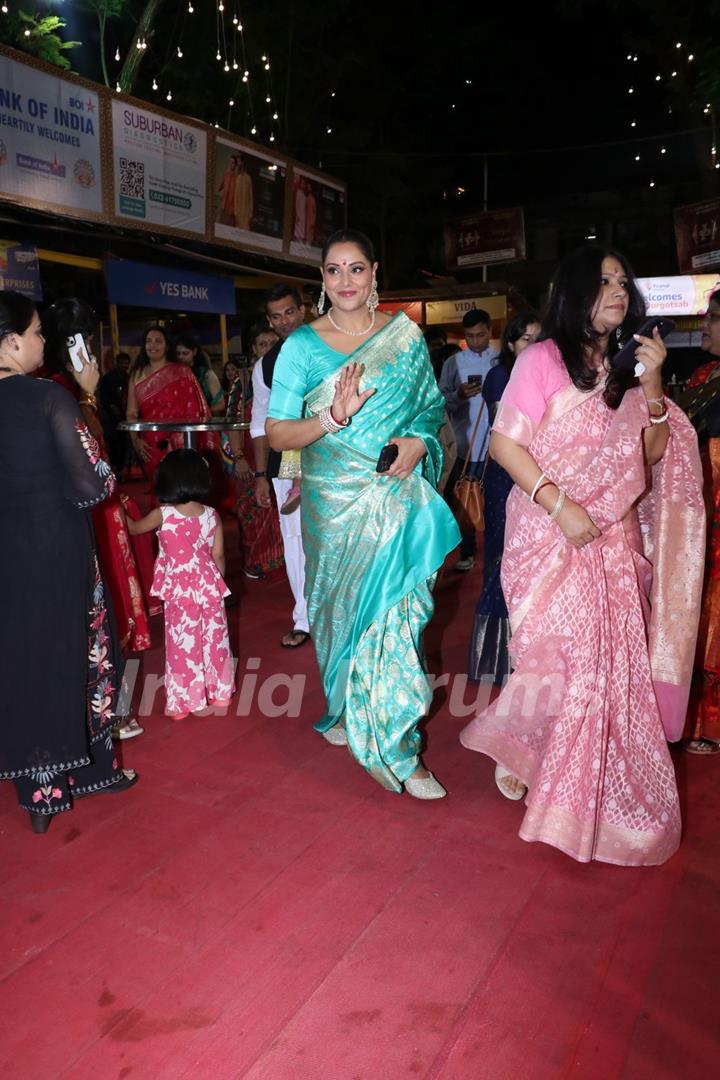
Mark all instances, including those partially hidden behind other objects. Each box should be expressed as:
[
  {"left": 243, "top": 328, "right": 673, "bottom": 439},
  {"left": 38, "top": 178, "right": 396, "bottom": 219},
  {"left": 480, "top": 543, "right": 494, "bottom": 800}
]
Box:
[{"left": 268, "top": 313, "right": 460, "bottom": 791}]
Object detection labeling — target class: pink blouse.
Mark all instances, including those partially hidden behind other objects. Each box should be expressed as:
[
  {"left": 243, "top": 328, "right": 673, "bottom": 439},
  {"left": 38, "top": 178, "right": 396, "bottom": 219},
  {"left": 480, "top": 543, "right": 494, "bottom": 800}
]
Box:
[{"left": 493, "top": 340, "right": 570, "bottom": 447}]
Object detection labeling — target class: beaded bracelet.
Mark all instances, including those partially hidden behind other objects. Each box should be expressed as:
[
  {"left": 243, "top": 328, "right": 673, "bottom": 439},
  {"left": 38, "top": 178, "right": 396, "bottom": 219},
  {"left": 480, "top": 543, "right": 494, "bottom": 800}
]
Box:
[
  {"left": 318, "top": 406, "right": 349, "bottom": 434},
  {"left": 649, "top": 410, "right": 669, "bottom": 425}
]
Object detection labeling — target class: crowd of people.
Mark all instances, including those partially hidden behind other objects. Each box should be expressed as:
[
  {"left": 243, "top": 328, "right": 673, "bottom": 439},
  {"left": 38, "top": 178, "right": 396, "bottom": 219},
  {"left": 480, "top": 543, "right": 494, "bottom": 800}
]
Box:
[{"left": 1, "top": 231, "right": 718, "bottom": 866}]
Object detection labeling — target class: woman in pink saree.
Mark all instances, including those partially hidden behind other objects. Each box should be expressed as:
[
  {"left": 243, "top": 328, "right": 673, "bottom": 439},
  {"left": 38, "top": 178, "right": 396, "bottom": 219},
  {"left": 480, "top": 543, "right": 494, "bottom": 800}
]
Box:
[{"left": 460, "top": 247, "right": 705, "bottom": 866}]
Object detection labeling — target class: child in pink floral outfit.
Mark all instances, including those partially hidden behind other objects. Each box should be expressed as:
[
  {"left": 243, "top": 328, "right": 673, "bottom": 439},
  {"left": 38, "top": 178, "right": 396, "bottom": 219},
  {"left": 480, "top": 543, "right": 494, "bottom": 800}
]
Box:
[{"left": 127, "top": 450, "right": 235, "bottom": 718}]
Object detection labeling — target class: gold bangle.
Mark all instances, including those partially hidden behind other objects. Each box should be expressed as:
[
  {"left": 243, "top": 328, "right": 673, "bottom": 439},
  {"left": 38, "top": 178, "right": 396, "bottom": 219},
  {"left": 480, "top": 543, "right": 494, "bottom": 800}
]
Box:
[{"left": 79, "top": 394, "right": 97, "bottom": 410}]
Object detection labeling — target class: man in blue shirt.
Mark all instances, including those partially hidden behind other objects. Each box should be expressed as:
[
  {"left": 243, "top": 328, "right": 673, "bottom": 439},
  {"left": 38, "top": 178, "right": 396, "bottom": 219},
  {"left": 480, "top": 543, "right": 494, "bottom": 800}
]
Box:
[{"left": 438, "top": 309, "right": 498, "bottom": 571}]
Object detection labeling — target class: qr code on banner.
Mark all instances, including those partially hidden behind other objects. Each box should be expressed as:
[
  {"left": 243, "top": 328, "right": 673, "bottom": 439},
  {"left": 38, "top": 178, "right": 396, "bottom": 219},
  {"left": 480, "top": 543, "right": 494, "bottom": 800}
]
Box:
[{"left": 119, "top": 157, "right": 145, "bottom": 199}]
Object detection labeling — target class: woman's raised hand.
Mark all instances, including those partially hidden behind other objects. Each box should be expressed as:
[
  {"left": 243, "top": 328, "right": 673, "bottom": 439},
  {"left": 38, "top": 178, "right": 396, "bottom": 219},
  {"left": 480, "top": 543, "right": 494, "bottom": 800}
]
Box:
[
  {"left": 73, "top": 352, "right": 100, "bottom": 396},
  {"left": 633, "top": 325, "right": 667, "bottom": 389},
  {"left": 330, "top": 362, "right": 375, "bottom": 423},
  {"left": 556, "top": 497, "right": 601, "bottom": 548}
]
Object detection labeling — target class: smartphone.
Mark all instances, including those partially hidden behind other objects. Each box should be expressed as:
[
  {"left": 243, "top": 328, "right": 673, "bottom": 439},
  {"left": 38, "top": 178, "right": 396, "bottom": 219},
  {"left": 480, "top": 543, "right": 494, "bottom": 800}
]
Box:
[
  {"left": 467, "top": 373, "right": 483, "bottom": 386},
  {"left": 376, "top": 443, "right": 399, "bottom": 473},
  {"left": 67, "top": 333, "right": 90, "bottom": 373},
  {"left": 611, "top": 317, "right": 676, "bottom": 372}
]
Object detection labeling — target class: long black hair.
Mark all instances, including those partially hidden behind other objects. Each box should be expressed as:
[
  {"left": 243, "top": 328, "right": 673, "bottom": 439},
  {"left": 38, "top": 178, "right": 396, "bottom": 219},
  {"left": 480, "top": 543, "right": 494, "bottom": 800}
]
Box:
[
  {"left": 155, "top": 449, "right": 210, "bottom": 505},
  {"left": 131, "top": 325, "right": 174, "bottom": 375},
  {"left": 541, "top": 245, "right": 646, "bottom": 409},
  {"left": 41, "top": 298, "right": 98, "bottom": 374},
  {"left": 496, "top": 312, "right": 539, "bottom": 373},
  {"left": 0, "top": 290, "right": 36, "bottom": 342},
  {"left": 175, "top": 332, "right": 211, "bottom": 375}
]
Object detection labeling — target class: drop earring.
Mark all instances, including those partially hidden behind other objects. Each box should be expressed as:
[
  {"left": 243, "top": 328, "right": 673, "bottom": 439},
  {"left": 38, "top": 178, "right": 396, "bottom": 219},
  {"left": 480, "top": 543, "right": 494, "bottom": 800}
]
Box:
[
  {"left": 367, "top": 277, "right": 379, "bottom": 313},
  {"left": 317, "top": 282, "right": 326, "bottom": 315}
]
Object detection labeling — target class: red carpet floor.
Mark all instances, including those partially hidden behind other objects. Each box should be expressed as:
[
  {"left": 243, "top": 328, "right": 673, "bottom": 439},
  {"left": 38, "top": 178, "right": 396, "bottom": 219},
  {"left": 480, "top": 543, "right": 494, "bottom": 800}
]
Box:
[{"left": 1, "top": 510, "right": 719, "bottom": 1079}]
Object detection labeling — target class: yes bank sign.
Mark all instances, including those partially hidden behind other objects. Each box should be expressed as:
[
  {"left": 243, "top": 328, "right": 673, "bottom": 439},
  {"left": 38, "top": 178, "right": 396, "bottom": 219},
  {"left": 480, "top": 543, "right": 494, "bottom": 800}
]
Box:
[{"left": 104, "top": 258, "right": 236, "bottom": 314}]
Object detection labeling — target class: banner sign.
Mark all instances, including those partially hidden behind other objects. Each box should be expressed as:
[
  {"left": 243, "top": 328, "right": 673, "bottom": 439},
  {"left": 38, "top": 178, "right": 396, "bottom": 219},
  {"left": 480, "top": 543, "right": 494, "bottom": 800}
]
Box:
[
  {"left": 289, "top": 167, "right": 346, "bottom": 264},
  {"left": 425, "top": 294, "right": 507, "bottom": 325},
  {"left": 638, "top": 274, "right": 720, "bottom": 316},
  {"left": 0, "top": 52, "right": 102, "bottom": 215},
  {"left": 105, "top": 259, "right": 236, "bottom": 314},
  {"left": 0, "top": 241, "right": 42, "bottom": 299},
  {"left": 111, "top": 100, "right": 206, "bottom": 234},
  {"left": 213, "top": 137, "right": 286, "bottom": 252},
  {"left": 444, "top": 208, "right": 525, "bottom": 269},
  {"left": 674, "top": 199, "right": 720, "bottom": 273}
]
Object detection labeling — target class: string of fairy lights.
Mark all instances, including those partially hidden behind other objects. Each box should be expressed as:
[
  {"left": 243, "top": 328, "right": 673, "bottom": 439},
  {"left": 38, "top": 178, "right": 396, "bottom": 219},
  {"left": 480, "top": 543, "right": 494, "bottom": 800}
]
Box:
[
  {"left": 625, "top": 38, "right": 718, "bottom": 187},
  {"left": 0, "top": 1, "right": 293, "bottom": 145}
]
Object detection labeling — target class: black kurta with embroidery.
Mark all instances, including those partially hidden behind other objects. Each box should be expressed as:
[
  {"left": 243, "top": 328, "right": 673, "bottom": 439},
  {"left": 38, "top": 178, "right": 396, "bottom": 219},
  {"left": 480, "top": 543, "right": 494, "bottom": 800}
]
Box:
[{"left": 0, "top": 377, "right": 118, "bottom": 779}]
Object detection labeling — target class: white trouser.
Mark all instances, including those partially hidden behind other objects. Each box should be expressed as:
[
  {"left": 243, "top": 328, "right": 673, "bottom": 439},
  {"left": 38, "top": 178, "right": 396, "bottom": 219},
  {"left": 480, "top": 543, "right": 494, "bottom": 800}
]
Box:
[{"left": 272, "top": 477, "right": 309, "bottom": 633}]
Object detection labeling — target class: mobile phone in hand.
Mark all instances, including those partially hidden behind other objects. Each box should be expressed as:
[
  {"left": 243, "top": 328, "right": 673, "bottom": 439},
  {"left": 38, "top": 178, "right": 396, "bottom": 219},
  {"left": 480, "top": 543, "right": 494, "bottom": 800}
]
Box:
[
  {"left": 376, "top": 443, "right": 399, "bottom": 473},
  {"left": 67, "top": 334, "right": 90, "bottom": 373},
  {"left": 467, "top": 373, "right": 483, "bottom": 386},
  {"left": 611, "top": 317, "right": 675, "bottom": 372}
]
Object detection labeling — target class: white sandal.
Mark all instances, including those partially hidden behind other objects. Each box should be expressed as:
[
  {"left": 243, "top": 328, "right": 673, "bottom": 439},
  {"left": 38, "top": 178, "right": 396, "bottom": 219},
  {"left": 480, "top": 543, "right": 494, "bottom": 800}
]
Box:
[
  {"left": 494, "top": 764, "right": 527, "bottom": 801},
  {"left": 404, "top": 771, "right": 447, "bottom": 799}
]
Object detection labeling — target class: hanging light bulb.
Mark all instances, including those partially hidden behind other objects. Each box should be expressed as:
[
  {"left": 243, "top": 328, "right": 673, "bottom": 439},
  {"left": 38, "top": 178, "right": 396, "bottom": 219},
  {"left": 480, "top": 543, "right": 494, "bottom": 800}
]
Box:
[
  {"left": 671, "top": 70, "right": 677, "bottom": 77},
  {"left": 676, "top": 41, "right": 682, "bottom": 48},
  {"left": 326, "top": 127, "right": 332, "bottom": 134},
  {"left": 116, "top": 82, "right": 121, "bottom": 92},
  {"left": 273, "top": 112, "right": 278, "bottom": 120},
  {"left": 232, "top": 61, "right": 238, "bottom": 70},
  {"left": 229, "top": 99, "right": 234, "bottom": 106},
  {"left": 661, "top": 147, "right": 667, "bottom": 154},
  {"left": 630, "top": 120, "right": 636, "bottom": 127},
  {"left": 688, "top": 54, "right": 694, "bottom": 61},
  {"left": 115, "top": 47, "right": 120, "bottom": 62},
  {"left": 649, "top": 180, "right": 655, "bottom": 187},
  {"left": 654, "top": 74, "right": 661, "bottom": 82},
  {"left": 224, "top": 62, "right": 230, "bottom": 72},
  {"left": 177, "top": 47, "right": 183, "bottom": 58},
  {"left": 242, "top": 74, "right": 248, "bottom": 83},
  {"left": 251, "top": 125, "right": 257, "bottom": 135},
  {"left": 152, "top": 78, "right": 158, "bottom": 90},
  {"left": 261, "top": 55, "right": 267, "bottom": 62},
  {"left": 188, "top": 2, "right": 194, "bottom": 10},
  {"left": 269, "top": 133, "right": 275, "bottom": 142},
  {"left": 1, "top": 4, "right": 8, "bottom": 12},
  {"left": 216, "top": 50, "right": 221, "bottom": 61},
  {"left": 265, "top": 62, "right": 270, "bottom": 71},
  {"left": 265, "top": 95, "right": 271, "bottom": 103},
  {"left": 628, "top": 87, "right": 634, "bottom": 94},
  {"left": 635, "top": 154, "right": 641, "bottom": 161},
  {"left": 166, "top": 91, "right": 172, "bottom": 101},
  {"left": 237, "top": 23, "right": 243, "bottom": 31},
  {"left": 24, "top": 28, "right": 31, "bottom": 37},
  {"left": 233, "top": 15, "right": 238, "bottom": 25},
  {"left": 219, "top": 2, "right": 224, "bottom": 9}
]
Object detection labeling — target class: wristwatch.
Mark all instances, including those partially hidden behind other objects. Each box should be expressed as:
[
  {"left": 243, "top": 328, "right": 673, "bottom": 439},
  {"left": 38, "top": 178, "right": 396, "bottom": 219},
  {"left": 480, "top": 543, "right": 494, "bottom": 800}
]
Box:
[{"left": 254, "top": 470, "right": 266, "bottom": 478}]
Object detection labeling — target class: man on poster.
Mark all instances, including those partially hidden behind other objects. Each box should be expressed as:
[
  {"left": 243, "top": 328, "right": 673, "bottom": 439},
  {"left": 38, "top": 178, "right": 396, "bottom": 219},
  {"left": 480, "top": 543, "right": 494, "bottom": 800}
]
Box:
[{"left": 233, "top": 154, "right": 254, "bottom": 231}]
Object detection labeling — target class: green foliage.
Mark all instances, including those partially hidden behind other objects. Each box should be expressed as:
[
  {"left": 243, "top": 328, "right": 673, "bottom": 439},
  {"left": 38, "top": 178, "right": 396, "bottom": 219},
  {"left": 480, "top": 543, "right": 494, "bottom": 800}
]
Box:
[{"left": 0, "top": 10, "right": 81, "bottom": 70}]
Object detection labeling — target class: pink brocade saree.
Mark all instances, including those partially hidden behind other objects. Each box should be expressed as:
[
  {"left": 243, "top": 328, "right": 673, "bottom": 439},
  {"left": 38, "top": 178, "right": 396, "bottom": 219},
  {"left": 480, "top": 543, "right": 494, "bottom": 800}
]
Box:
[{"left": 460, "top": 382, "right": 705, "bottom": 866}]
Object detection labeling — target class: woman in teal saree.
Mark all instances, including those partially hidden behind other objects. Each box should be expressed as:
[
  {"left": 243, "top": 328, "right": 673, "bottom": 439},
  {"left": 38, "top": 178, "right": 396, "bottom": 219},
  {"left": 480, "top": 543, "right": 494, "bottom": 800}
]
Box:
[{"left": 267, "top": 230, "right": 459, "bottom": 797}]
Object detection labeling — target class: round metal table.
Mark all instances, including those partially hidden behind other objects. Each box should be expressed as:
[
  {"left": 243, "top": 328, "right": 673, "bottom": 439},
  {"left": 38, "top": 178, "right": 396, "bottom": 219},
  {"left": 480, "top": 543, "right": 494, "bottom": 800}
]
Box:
[{"left": 119, "top": 419, "right": 250, "bottom": 450}]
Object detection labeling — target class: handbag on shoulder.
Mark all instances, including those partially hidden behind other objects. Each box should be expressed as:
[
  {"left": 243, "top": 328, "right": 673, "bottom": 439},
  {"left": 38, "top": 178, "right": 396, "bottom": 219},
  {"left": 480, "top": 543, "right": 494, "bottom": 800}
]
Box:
[{"left": 452, "top": 396, "right": 488, "bottom": 533}]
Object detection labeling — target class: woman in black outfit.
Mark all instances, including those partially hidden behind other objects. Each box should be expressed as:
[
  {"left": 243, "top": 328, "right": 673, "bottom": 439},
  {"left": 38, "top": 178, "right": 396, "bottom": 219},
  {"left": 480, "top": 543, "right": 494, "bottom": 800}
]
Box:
[{"left": 0, "top": 291, "right": 138, "bottom": 834}]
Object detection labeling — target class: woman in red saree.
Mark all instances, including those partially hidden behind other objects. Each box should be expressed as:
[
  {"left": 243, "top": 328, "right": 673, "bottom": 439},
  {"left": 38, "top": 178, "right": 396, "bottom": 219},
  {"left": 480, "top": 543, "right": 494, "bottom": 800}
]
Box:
[
  {"left": 460, "top": 247, "right": 705, "bottom": 866},
  {"left": 683, "top": 287, "right": 720, "bottom": 754},
  {"left": 42, "top": 300, "right": 152, "bottom": 658},
  {"left": 126, "top": 326, "right": 210, "bottom": 480},
  {"left": 227, "top": 325, "right": 285, "bottom": 577}
]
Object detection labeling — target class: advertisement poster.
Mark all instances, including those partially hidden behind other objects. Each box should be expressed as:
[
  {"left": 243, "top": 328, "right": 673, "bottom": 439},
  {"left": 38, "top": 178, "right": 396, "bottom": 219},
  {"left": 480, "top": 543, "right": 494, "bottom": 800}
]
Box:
[
  {"left": 289, "top": 167, "right": 346, "bottom": 264},
  {"left": 0, "top": 52, "right": 102, "bottom": 215},
  {"left": 444, "top": 208, "right": 526, "bottom": 269},
  {"left": 674, "top": 199, "right": 720, "bottom": 273},
  {"left": 105, "top": 258, "right": 236, "bottom": 314},
  {"left": 0, "top": 241, "right": 42, "bottom": 299},
  {"left": 638, "top": 273, "right": 720, "bottom": 317},
  {"left": 111, "top": 99, "right": 207, "bottom": 234},
  {"left": 213, "top": 137, "right": 286, "bottom": 252}
]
